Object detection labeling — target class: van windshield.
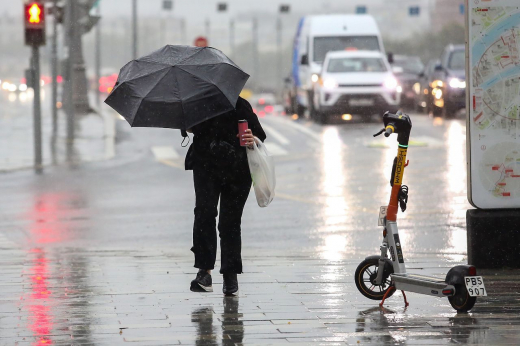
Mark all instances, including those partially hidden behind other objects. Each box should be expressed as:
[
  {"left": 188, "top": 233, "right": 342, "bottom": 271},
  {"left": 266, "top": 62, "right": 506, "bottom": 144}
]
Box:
[
  {"left": 314, "top": 36, "right": 380, "bottom": 63},
  {"left": 327, "top": 57, "right": 387, "bottom": 73}
]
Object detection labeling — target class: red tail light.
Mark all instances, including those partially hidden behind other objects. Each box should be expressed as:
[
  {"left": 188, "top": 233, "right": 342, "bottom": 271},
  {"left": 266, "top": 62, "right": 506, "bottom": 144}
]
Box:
[{"left": 468, "top": 266, "right": 477, "bottom": 276}]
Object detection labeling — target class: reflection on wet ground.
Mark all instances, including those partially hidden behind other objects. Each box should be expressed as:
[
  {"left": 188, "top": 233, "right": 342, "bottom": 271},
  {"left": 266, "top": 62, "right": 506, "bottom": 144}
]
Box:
[
  {"left": 0, "top": 114, "right": 519, "bottom": 344},
  {"left": 1, "top": 248, "right": 519, "bottom": 345}
]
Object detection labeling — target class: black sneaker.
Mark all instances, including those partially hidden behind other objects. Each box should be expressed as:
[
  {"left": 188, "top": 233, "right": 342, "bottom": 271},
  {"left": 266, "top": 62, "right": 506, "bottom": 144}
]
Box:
[
  {"left": 223, "top": 273, "right": 239, "bottom": 296},
  {"left": 190, "top": 270, "right": 213, "bottom": 292}
]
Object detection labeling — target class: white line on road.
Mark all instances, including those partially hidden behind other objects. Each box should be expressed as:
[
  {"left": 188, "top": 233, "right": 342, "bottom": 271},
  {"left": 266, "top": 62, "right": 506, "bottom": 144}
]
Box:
[
  {"left": 264, "top": 142, "right": 289, "bottom": 156},
  {"left": 262, "top": 124, "right": 290, "bottom": 145},
  {"left": 267, "top": 116, "right": 322, "bottom": 142},
  {"left": 151, "top": 146, "right": 180, "bottom": 160}
]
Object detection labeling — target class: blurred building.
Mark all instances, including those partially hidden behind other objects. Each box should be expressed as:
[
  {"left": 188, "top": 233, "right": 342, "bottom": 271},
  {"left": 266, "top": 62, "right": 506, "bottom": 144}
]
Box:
[{"left": 431, "top": 0, "right": 465, "bottom": 30}]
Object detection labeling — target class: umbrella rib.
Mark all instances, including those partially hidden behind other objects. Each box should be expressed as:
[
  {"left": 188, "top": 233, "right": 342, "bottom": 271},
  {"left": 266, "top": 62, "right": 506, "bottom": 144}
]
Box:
[
  {"left": 176, "top": 65, "right": 234, "bottom": 106},
  {"left": 131, "top": 68, "right": 175, "bottom": 127},
  {"left": 140, "top": 68, "right": 174, "bottom": 100},
  {"left": 172, "top": 66, "right": 187, "bottom": 130},
  {"left": 174, "top": 46, "right": 207, "bottom": 66},
  {"left": 178, "top": 61, "right": 246, "bottom": 74},
  {"left": 121, "top": 65, "right": 172, "bottom": 83}
]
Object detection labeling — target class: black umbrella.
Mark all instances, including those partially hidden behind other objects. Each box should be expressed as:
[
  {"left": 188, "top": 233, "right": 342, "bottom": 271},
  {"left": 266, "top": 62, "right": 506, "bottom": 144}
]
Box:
[{"left": 104, "top": 45, "right": 249, "bottom": 130}]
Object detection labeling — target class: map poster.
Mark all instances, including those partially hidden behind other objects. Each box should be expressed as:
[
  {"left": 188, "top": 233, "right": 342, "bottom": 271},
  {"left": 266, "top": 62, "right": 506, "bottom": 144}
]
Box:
[{"left": 467, "top": 0, "right": 520, "bottom": 208}]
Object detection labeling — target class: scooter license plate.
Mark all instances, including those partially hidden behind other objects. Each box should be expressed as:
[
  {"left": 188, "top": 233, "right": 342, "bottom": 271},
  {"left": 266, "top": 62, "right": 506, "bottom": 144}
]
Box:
[
  {"left": 378, "top": 206, "right": 387, "bottom": 226},
  {"left": 464, "top": 276, "right": 487, "bottom": 297}
]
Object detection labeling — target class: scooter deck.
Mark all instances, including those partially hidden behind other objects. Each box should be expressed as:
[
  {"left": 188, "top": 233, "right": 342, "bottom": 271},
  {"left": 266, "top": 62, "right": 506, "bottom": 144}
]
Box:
[{"left": 391, "top": 273, "right": 453, "bottom": 297}]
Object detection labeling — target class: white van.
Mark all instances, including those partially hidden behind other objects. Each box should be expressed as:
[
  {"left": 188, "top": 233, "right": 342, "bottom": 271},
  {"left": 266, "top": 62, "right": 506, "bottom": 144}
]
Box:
[{"left": 288, "top": 15, "right": 385, "bottom": 117}]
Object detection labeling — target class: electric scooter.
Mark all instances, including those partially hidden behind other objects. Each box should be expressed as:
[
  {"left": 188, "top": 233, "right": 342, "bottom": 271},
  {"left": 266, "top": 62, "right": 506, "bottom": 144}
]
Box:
[{"left": 354, "top": 111, "right": 487, "bottom": 312}]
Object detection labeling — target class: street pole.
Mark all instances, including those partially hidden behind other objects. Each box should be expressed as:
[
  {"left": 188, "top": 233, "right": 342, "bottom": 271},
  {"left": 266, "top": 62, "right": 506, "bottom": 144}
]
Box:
[
  {"left": 132, "top": 0, "right": 138, "bottom": 59},
  {"left": 95, "top": 2, "right": 101, "bottom": 108},
  {"left": 32, "top": 45, "right": 43, "bottom": 172},
  {"left": 277, "top": 16, "right": 282, "bottom": 93},
  {"left": 252, "top": 17, "right": 259, "bottom": 89},
  {"left": 51, "top": 0, "right": 58, "bottom": 136},
  {"left": 205, "top": 18, "right": 211, "bottom": 43},
  {"left": 67, "top": 0, "right": 75, "bottom": 145},
  {"left": 229, "top": 18, "right": 235, "bottom": 58},
  {"left": 181, "top": 18, "right": 187, "bottom": 45}
]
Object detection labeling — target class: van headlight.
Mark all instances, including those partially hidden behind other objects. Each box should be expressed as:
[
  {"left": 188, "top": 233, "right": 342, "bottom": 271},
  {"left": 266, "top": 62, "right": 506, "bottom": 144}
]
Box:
[
  {"left": 323, "top": 78, "right": 338, "bottom": 89},
  {"left": 311, "top": 74, "right": 320, "bottom": 83},
  {"left": 449, "top": 78, "right": 466, "bottom": 89},
  {"left": 384, "top": 77, "right": 398, "bottom": 90}
]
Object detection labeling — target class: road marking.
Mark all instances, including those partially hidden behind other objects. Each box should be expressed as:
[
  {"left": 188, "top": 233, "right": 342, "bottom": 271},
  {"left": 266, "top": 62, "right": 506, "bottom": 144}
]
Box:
[
  {"left": 151, "top": 146, "right": 179, "bottom": 160},
  {"left": 264, "top": 142, "right": 288, "bottom": 156},
  {"left": 262, "top": 124, "right": 290, "bottom": 145},
  {"left": 267, "top": 116, "right": 322, "bottom": 142},
  {"left": 157, "top": 159, "right": 184, "bottom": 169}
]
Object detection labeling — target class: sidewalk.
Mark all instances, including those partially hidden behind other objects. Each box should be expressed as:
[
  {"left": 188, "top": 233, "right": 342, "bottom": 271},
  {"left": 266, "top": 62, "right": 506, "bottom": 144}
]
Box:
[
  {"left": 0, "top": 242, "right": 518, "bottom": 345},
  {"left": 0, "top": 91, "right": 115, "bottom": 171}
]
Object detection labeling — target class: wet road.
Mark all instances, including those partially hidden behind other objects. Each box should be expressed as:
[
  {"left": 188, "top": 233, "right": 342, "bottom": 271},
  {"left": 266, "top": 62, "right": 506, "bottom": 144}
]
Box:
[{"left": 0, "top": 100, "right": 519, "bottom": 345}]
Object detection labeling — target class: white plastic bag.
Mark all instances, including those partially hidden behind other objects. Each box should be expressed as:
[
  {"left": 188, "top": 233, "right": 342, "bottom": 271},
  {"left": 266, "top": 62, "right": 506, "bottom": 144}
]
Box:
[{"left": 246, "top": 140, "right": 276, "bottom": 207}]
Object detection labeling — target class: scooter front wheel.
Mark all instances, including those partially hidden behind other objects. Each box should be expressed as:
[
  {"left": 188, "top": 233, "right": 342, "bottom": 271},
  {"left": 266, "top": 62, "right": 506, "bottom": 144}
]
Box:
[{"left": 355, "top": 258, "right": 394, "bottom": 300}]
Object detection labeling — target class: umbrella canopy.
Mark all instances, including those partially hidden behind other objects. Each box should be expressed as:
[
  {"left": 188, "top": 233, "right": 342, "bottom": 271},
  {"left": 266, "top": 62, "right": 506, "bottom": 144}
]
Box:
[{"left": 104, "top": 45, "right": 249, "bottom": 130}]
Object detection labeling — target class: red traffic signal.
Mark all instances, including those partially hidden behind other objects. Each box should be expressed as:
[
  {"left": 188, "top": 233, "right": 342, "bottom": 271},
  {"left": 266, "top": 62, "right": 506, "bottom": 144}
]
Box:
[
  {"left": 24, "top": 2, "right": 46, "bottom": 46},
  {"left": 25, "top": 3, "right": 45, "bottom": 27}
]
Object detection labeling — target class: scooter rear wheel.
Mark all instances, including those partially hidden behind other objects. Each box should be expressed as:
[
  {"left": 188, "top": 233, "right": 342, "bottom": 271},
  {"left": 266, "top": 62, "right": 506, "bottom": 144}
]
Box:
[
  {"left": 448, "top": 285, "right": 476, "bottom": 312},
  {"left": 355, "top": 258, "right": 394, "bottom": 300}
]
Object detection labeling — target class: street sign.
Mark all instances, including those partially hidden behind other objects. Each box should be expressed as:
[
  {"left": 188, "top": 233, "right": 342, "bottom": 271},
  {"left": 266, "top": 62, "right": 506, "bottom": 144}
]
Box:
[
  {"left": 280, "top": 5, "right": 290, "bottom": 13},
  {"left": 355, "top": 6, "right": 367, "bottom": 14},
  {"left": 24, "top": 2, "right": 46, "bottom": 46},
  {"left": 163, "top": 0, "right": 173, "bottom": 11},
  {"left": 194, "top": 36, "right": 208, "bottom": 47},
  {"left": 409, "top": 6, "right": 420, "bottom": 16},
  {"left": 466, "top": 0, "right": 520, "bottom": 208}
]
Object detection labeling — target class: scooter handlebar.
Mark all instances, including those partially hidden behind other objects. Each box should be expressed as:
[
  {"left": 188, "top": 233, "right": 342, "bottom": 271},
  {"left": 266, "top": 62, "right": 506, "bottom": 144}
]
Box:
[{"left": 384, "top": 125, "right": 395, "bottom": 137}]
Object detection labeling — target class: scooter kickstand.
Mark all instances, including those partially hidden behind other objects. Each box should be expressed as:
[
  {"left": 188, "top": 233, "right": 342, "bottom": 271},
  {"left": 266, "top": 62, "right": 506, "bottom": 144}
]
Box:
[
  {"left": 401, "top": 290, "right": 410, "bottom": 307},
  {"left": 379, "top": 286, "right": 396, "bottom": 307}
]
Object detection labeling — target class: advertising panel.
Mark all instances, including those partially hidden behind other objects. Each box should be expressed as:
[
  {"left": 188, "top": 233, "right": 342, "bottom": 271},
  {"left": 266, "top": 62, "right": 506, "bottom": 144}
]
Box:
[{"left": 467, "top": 0, "right": 520, "bottom": 208}]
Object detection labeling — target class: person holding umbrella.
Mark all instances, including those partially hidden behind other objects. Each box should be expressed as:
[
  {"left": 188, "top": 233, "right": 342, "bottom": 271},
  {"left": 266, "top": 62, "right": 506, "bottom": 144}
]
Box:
[
  {"left": 185, "top": 97, "right": 266, "bottom": 296},
  {"left": 105, "top": 45, "right": 266, "bottom": 296}
]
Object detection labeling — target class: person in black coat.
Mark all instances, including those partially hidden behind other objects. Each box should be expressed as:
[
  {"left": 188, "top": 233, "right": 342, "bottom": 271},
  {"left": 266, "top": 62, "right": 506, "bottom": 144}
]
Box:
[{"left": 185, "top": 97, "right": 266, "bottom": 296}]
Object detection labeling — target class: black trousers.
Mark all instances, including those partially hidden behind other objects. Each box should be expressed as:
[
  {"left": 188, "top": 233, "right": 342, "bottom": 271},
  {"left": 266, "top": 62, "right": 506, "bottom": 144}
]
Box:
[{"left": 191, "top": 163, "right": 252, "bottom": 274}]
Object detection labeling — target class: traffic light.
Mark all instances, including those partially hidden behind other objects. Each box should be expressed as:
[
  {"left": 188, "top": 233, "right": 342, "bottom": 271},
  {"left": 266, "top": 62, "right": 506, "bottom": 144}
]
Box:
[{"left": 24, "top": 2, "right": 46, "bottom": 46}]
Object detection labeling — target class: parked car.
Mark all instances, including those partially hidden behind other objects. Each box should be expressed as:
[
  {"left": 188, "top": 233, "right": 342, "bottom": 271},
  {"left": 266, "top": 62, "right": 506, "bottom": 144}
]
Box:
[
  {"left": 312, "top": 50, "right": 400, "bottom": 123},
  {"left": 390, "top": 55, "right": 424, "bottom": 109},
  {"left": 435, "top": 44, "right": 466, "bottom": 117},
  {"left": 414, "top": 59, "right": 442, "bottom": 114}
]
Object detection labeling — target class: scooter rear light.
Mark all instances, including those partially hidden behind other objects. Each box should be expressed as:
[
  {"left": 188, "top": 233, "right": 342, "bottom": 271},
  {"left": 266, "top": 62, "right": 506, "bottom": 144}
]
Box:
[
  {"left": 468, "top": 266, "right": 477, "bottom": 276},
  {"left": 442, "top": 289, "right": 454, "bottom": 296}
]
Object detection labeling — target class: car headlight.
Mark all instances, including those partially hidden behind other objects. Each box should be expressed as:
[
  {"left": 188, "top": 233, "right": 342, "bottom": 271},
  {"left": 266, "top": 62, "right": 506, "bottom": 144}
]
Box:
[
  {"left": 323, "top": 78, "right": 338, "bottom": 89},
  {"left": 431, "top": 80, "right": 444, "bottom": 88},
  {"left": 449, "top": 78, "right": 466, "bottom": 89},
  {"left": 384, "top": 77, "right": 398, "bottom": 90},
  {"left": 311, "top": 73, "right": 319, "bottom": 83}
]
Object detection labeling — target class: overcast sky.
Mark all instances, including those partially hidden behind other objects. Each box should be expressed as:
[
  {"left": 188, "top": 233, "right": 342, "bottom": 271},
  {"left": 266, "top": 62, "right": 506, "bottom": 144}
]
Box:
[{"left": 3, "top": 0, "right": 341, "bottom": 18}]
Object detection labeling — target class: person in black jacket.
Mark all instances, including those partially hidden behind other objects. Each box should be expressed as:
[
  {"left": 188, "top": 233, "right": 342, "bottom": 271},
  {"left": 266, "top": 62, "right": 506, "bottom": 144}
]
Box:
[{"left": 185, "top": 97, "right": 266, "bottom": 296}]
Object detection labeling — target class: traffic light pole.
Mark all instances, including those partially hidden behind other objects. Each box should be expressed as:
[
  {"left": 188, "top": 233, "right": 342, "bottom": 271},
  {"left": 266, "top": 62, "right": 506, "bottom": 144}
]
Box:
[
  {"left": 132, "top": 0, "right": 137, "bottom": 59},
  {"left": 51, "top": 0, "right": 58, "bottom": 135},
  {"left": 32, "top": 45, "right": 43, "bottom": 172}
]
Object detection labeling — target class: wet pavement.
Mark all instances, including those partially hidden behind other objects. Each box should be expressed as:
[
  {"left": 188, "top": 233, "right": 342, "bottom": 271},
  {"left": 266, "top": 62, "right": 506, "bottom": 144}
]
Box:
[
  {"left": 0, "top": 98, "right": 519, "bottom": 345},
  {"left": 0, "top": 89, "right": 114, "bottom": 171}
]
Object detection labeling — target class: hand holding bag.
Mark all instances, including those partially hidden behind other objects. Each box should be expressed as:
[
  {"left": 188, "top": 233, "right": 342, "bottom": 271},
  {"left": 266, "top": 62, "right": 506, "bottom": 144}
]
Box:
[{"left": 246, "top": 139, "right": 276, "bottom": 207}]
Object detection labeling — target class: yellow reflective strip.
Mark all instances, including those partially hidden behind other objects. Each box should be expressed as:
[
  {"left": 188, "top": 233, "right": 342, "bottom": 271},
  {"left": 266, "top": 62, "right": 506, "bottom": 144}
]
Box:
[{"left": 393, "top": 147, "right": 407, "bottom": 185}]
